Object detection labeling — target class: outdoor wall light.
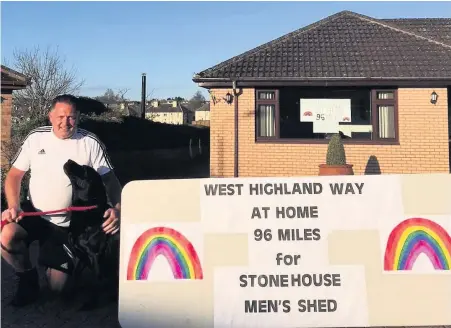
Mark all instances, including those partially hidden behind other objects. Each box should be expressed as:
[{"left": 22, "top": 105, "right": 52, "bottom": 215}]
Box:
[
  {"left": 430, "top": 91, "right": 438, "bottom": 104},
  {"left": 225, "top": 92, "right": 234, "bottom": 105}
]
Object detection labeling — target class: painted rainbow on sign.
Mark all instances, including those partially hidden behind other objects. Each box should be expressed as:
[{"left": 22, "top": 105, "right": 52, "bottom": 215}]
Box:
[
  {"left": 127, "top": 227, "right": 203, "bottom": 280},
  {"left": 384, "top": 218, "right": 451, "bottom": 271}
]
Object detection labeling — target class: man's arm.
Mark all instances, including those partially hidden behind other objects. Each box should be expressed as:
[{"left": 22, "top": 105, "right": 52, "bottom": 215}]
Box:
[
  {"left": 101, "top": 170, "right": 122, "bottom": 211},
  {"left": 100, "top": 170, "right": 122, "bottom": 234},
  {"left": 4, "top": 167, "right": 26, "bottom": 210},
  {"left": 87, "top": 134, "right": 120, "bottom": 208},
  {"left": 88, "top": 134, "right": 121, "bottom": 234}
]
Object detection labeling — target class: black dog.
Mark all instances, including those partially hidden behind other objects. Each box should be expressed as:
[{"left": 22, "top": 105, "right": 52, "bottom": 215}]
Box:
[{"left": 62, "top": 159, "right": 119, "bottom": 310}]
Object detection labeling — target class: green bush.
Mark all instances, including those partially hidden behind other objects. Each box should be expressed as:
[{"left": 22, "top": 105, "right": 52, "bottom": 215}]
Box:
[{"left": 326, "top": 133, "right": 346, "bottom": 166}]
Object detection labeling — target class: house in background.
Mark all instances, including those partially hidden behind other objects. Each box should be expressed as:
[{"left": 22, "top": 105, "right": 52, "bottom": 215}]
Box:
[
  {"left": 146, "top": 100, "right": 189, "bottom": 125},
  {"left": 1, "top": 65, "right": 30, "bottom": 166},
  {"left": 193, "top": 10, "right": 451, "bottom": 178},
  {"left": 194, "top": 102, "right": 210, "bottom": 122},
  {"left": 180, "top": 101, "right": 209, "bottom": 125}
]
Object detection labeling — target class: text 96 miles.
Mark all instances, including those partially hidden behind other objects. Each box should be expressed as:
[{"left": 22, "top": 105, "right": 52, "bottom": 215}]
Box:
[{"left": 254, "top": 228, "right": 321, "bottom": 242}]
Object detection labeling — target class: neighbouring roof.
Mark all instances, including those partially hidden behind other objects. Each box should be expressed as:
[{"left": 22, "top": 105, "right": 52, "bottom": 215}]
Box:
[
  {"left": 146, "top": 103, "right": 183, "bottom": 113},
  {"left": 180, "top": 103, "right": 196, "bottom": 112},
  {"left": 1, "top": 65, "right": 30, "bottom": 90},
  {"left": 192, "top": 11, "right": 451, "bottom": 86},
  {"left": 196, "top": 103, "right": 210, "bottom": 112},
  {"left": 181, "top": 102, "right": 210, "bottom": 112}
]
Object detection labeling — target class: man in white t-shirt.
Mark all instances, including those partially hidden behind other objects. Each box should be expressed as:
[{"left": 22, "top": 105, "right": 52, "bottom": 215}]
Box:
[{"left": 1, "top": 94, "right": 122, "bottom": 306}]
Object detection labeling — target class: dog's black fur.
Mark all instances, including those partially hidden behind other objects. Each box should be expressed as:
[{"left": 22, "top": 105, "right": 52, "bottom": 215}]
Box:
[{"left": 62, "top": 159, "right": 119, "bottom": 310}]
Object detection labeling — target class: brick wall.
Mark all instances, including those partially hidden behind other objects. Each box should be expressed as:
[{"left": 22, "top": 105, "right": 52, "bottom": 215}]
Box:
[
  {"left": 1, "top": 91, "right": 13, "bottom": 167},
  {"left": 209, "top": 88, "right": 449, "bottom": 177}
]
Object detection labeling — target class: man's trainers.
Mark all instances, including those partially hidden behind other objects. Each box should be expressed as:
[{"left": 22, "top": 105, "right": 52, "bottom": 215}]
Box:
[{"left": 11, "top": 268, "right": 40, "bottom": 307}]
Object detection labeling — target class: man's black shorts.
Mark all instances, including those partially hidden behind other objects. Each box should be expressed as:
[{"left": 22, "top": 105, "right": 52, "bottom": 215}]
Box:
[{"left": 17, "top": 212, "right": 74, "bottom": 275}]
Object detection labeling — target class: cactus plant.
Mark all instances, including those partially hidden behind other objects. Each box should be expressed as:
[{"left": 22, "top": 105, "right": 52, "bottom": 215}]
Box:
[{"left": 326, "top": 133, "right": 346, "bottom": 166}]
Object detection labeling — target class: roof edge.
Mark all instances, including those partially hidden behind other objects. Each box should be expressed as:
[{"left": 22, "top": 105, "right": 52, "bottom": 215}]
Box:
[
  {"left": 194, "top": 77, "right": 451, "bottom": 88},
  {"left": 194, "top": 76, "right": 451, "bottom": 82},
  {"left": 1, "top": 81, "right": 29, "bottom": 91},
  {"left": 1, "top": 65, "right": 30, "bottom": 82}
]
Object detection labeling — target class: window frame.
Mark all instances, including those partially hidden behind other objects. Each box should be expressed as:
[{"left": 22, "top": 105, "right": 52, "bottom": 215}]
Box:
[
  {"left": 255, "top": 89, "right": 280, "bottom": 140},
  {"left": 371, "top": 89, "right": 399, "bottom": 143},
  {"left": 255, "top": 88, "right": 399, "bottom": 145}
]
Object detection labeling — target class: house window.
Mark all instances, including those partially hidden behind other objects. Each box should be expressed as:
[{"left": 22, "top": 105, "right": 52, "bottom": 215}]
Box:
[
  {"left": 373, "top": 90, "right": 397, "bottom": 140},
  {"left": 255, "top": 87, "right": 398, "bottom": 144},
  {"left": 255, "top": 91, "right": 278, "bottom": 138}
]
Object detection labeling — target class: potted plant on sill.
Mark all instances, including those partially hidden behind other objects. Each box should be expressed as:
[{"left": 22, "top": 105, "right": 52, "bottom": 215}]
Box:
[{"left": 318, "top": 133, "right": 354, "bottom": 176}]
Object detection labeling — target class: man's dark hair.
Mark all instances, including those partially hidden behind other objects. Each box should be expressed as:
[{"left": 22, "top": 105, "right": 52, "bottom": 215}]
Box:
[{"left": 51, "top": 94, "right": 79, "bottom": 111}]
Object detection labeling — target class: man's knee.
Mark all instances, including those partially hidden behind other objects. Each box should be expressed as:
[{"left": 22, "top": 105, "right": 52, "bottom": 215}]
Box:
[
  {"left": 1, "top": 223, "right": 28, "bottom": 254},
  {"left": 46, "top": 268, "right": 70, "bottom": 293}
]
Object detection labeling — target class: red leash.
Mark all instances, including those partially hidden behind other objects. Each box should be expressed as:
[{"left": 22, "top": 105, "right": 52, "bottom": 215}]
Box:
[{"left": 0, "top": 205, "right": 98, "bottom": 230}]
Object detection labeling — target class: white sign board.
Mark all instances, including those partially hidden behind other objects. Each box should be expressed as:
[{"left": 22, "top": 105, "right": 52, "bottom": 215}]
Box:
[
  {"left": 312, "top": 120, "right": 340, "bottom": 133},
  {"left": 119, "top": 174, "right": 451, "bottom": 328},
  {"left": 300, "top": 99, "right": 351, "bottom": 133}
]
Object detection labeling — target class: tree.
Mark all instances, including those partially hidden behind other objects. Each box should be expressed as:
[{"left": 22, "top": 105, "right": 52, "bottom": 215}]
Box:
[
  {"left": 95, "top": 88, "right": 130, "bottom": 105},
  {"left": 7, "top": 46, "right": 85, "bottom": 119},
  {"left": 2, "top": 46, "right": 85, "bottom": 199},
  {"left": 166, "top": 96, "right": 185, "bottom": 102},
  {"left": 190, "top": 91, "right": 206, "bottom": 102},
  {"left": 189, "top": 91, "right": 206, "bottom": 109}
]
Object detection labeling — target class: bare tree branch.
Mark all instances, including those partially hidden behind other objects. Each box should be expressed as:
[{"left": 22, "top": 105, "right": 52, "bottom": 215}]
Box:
[
  {"left": 146, "top": 88, "right": 155, "bottom": 101},
  {"left": 117, "top": 88, "right": 130, "bottom": 101},
  {"left": 11, "top": 45, "right": 85, "bottom": 119}
]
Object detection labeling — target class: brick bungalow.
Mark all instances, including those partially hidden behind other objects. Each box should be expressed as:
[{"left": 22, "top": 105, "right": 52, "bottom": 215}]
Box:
[
  {"left": 192, "top": 11, "right": 451, "bottom": 177},
  {"left": 1, "top": 65, "right": 29, "bottom": 166}
]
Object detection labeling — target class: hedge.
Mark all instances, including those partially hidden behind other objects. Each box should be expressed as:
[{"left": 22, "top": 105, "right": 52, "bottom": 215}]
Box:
[{"left": 79, "top": 115, "right": 210, "bottom": 151}]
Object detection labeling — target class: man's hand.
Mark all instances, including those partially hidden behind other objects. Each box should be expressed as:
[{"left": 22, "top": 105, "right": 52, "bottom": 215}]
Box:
[
  {"left": 1, "top": 208, "right": 21, "bottom": 223},
  {"left": 102, "top": 207, "right": 120, "bottom": 235}
]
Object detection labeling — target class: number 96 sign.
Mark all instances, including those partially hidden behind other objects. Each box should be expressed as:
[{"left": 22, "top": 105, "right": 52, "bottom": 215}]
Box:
[{"left": 254, "top": 228, "right": 272, "bottom": 241}]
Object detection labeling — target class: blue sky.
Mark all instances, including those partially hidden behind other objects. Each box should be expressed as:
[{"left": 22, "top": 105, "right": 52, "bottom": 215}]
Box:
[{"left": 2, "top": 1, "right": 450, "bottom": 101}]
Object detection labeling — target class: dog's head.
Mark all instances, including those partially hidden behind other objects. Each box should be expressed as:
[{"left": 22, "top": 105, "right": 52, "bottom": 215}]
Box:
[{"left": 63, "top": 159, "right": 108, "bottom": 208}]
